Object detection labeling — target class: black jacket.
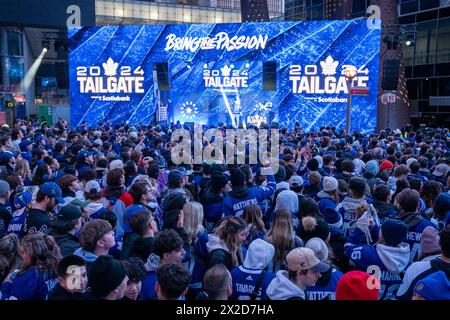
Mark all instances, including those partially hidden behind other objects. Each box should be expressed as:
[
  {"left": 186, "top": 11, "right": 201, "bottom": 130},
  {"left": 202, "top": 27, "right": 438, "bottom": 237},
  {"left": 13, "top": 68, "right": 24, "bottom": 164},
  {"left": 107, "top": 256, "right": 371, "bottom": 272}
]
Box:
[
  {"left": 47, "top": 283, "right": 94, "bottom": 300},
  {"left": 0, "top": 203, "right": 12, "bottom": 239},
  {"left": 129, "top": 236, "right": 155, "bottom": 262},
  {"left": 208, "top": 248, "right": 234, "bottom": 271},
  {"left": 23, "top": 208, "right": 51, "bottom": 235},
  {"left": 49, "top": 229, "right": 80, "bottom": 257}
]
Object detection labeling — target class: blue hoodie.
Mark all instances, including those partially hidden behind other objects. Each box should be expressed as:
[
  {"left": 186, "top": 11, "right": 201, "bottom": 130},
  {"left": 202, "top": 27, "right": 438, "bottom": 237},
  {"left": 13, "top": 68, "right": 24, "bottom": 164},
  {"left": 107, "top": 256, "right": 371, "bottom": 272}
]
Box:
[
  {"left": 230, "top": 239, "right": 276, "bottom": 300},
  {"left": 141, "top": 253, "right": 160, "bottom": 300},
  {"left": 1, "top": 267, "right": 58, "bottom": 300},
  {"left": 73, "top": 248, "right": 98, "bottom": 271},
  {"left": 183, "top": 231, "right": 209, "bottom": 294},
  {"left": 394, "top": 211, "right": 438, "bottom": 263},
  {"left": 344, "top": 227, "right": 411, "bottom": 300},
  {"left": 223, "top": 169, "right": 276, "bottom": 217},
  {"left": 307, "top": 268, "right": 343, "bottom": 300}
]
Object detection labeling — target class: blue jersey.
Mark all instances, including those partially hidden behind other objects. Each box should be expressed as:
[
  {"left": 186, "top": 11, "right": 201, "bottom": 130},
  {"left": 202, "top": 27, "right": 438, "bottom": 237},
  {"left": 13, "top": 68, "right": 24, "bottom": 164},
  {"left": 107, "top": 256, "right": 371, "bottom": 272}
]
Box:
[
  {"left": 230, "top": 266, "right": 275, "bottom": 300},
  {"left": 7, "top": 211, "right": 27, "bottom": 239},
  {"left": 0, "top": 267, "right": 58, "bottom": 300},
  {"left": 345, "top": 228, "right": 411, "bottom": 300},
  {"left": 307, "top": 268, "right": 343, "bottom": 300},
  {"left": 141, "top": 271, "right": 157, "bottom": 300}
]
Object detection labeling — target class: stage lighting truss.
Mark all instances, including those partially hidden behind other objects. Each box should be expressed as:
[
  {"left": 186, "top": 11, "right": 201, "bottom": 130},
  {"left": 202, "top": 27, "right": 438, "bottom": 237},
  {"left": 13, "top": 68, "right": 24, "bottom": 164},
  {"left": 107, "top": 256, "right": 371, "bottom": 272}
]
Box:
[{"left": 180, "top": 101, "right": 199, "bottom": 120}]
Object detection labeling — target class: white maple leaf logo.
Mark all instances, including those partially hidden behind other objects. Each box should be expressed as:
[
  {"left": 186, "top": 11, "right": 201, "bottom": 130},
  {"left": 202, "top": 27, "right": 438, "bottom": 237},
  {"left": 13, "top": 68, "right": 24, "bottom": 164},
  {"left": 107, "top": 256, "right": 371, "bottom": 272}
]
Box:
[
  {"left": 221, "top": 64, "right": 232, "bottom": 77},
  {"left": 320, "top": 55, "right": 339, "bottom": 76},
  {"left": 102, "top": 58, "right": 119, "bottom": 77}
]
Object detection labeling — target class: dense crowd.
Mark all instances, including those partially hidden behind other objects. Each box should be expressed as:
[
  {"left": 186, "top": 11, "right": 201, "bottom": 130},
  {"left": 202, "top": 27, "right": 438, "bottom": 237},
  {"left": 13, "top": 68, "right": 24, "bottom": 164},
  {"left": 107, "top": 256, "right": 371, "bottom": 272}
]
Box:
[{"left": 0, "top": 118, "right": 449, "bottom": 300}]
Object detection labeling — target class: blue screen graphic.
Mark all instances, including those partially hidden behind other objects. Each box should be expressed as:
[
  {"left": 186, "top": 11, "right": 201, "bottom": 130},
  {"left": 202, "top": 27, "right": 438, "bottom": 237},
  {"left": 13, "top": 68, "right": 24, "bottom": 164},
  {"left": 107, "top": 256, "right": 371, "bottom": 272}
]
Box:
[{"left": 69, "top": 21, "right": 380, "bottom": 132}]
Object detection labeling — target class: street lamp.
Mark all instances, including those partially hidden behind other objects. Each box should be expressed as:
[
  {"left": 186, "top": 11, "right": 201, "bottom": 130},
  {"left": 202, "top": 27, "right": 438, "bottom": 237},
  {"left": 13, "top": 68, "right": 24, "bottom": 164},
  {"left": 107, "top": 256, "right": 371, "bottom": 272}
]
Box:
[{"left": 343, "top": 65, "right": 357, "bottom": 134}]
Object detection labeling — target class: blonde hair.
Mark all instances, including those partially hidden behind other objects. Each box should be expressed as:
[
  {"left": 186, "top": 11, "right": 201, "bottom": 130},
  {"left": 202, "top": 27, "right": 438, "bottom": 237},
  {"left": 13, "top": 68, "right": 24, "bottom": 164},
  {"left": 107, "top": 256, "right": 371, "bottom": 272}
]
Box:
[
  {"left": 183, "top": 201, "right": 205, "bottom": 244},
  {"left": 214, "top": 216, "right": 246, "bottom": 267},
  {"left": 16, "top": 158, "right": 32, "bottom": 181},
  {"left": 265, "top": 209, "right": 296, "bottom": 262}
]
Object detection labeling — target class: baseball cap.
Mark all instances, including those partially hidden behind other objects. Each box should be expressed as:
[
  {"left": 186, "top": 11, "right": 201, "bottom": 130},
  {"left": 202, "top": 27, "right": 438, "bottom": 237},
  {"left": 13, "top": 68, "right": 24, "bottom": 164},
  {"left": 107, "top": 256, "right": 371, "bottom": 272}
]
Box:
[
  {"left": 53, "top": 205, "right": 82, "bottom": 229},
  {"left": 85, "top": 180, "right": 102, "bottom": 195},
  {"left": 433, "top": 163, "right": 448, "bottom": 177},
  {"left": 285, "top": 247, "right": 330, "bottom": 273},
  {"left": 289, "top": 175, "right": 304, "bottom": 188},
  {"left": 77, "top": 149, "right": 93, "bottom": 160},
  {"left": 123, "top": 204, "right": 147, "bottom": 233},
  {"left": 0, "top": 180, "right": 10, "bottom": 197},
  {"left": 168, "top": 169, "right": 184, "bottom": 184},
  {"left": 13, "top": 192, "right": 33, "bottom": 210},
  {"left": 109, "top": 159, "right": 124, "bottom": 170},
  {"left": 0, "top": 151, "right": 16, "bottom": 162},
  {"left": 39, "top": 182, "right": 64, "bottom": 204},
  {"left": 380, "top": 160, "right": 394, "bottom": 171}
]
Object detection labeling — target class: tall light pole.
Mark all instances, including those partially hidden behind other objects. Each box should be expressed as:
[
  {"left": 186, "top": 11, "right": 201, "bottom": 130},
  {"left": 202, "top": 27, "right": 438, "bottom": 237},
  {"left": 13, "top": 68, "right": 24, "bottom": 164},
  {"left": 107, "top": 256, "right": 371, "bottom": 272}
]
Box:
[{"left": 343, "top": 65, "right": 357, "bottom": 134}]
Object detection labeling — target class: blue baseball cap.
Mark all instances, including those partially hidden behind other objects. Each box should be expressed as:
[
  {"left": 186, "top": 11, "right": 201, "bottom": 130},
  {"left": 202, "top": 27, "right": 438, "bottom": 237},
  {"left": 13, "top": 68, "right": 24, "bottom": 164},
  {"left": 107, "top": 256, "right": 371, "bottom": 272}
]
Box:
[
  {"left": 14, "top": 192, "right": 33, "bottom": 210},
  {"left": 77, "top": 149, "right": 94, "bottom": 160},
  {"left": 19, "top": 139, "right": 32, "bottom": 152},
  {"left": 124, "top": 204, "right": 147, "bottom": 233},
  {"left": 35, "top": 135, "right": 45, "bottom": 143},
  {"left": 413, "top": 271, "right": 450, "bottom": 300},
  {"left": 0, "top": 151, "right": 16, "bottom": 162},
  {"left": 39, "top": 182, "right": 64, "bottom": 204}
]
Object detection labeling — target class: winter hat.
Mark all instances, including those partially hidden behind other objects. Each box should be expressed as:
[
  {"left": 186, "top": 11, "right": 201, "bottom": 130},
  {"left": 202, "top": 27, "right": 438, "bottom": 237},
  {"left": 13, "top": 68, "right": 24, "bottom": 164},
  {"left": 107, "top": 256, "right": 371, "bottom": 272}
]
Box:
[
  {"left": 89, "top": 255, "right": 127, "bottom": 298},
  {"left": 13, "top": 192, "right": 33, "bottom": 210},
  {"left": 210, "top": 173, "right": 228, "bottom": 190},
  {"left": 323, "top": 176, "right": 338, "bottom": 192},
  {"left": 275, "top": 165, "right": 286, "bottom": 183},
  {"left": 323, "top": 207, "right": 343, "bottom": 228},
  {"left": 0, "top": 180, "right": 10, "bottom": 197},
  {"left": 336, "top": 271, "right": 379, "bottom": 300},
  {"left": 433, "top": 163, "right": 448, "bottom": 177},
  {"left": 243, "top": 238, "right": 275, "bottom": 270},
  {"left": 420, "top": 226, "right": 440, "bottom": 255},
  {"left": 413, "top": 271, "right": 450, "bottom": 300},
  {"left": 109, "top": 159, "right": 124, "bottom": 170},
  {"left": 353, "top": 158, "right": 365, "bottom": 175},
  {"left": 230, "top": 167, "right": 246, "bottom": 187},
  {"left": 365, "top": 160, "right": 379, "bottom": 176},
  {"left": 164, "top": 192, "right": 188, "bottom": 212},
  {"left": 298, "top": 216, "right": 330, "bottom": 242},
  {"left": 434, "top": 193, "right": 450, "bottom": 220},
  {"left": 381, "top": 219, "right": 408, "bottom": 247},
  {"left": 275, "top": 190, "right": 299, "bottom": 214},
  {"left": 380, "top": 160, "right": 394, "bottom": 171},
  {"left": 289, "top": 175, "right": 304, "bottom": 188},
  {"left": 305, "top": 237, "right": 329, "bottom": 262}
]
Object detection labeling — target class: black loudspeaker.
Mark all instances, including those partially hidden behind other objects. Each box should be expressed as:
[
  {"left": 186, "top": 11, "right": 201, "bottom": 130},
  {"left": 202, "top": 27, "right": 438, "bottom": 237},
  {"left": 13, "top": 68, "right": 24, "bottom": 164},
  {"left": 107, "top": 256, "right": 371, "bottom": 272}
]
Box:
[
  {"left": 263, "top": 61, "right": 277, "bottom": 91},
  {"left": 56, "top": 62, "right": 69, "bottom": 89},
  {"left": 155, "top": 62, "right": 170, "bottom": 91},
  {"left": 381, "top": 59, "right": 400, "bottom": 91}
]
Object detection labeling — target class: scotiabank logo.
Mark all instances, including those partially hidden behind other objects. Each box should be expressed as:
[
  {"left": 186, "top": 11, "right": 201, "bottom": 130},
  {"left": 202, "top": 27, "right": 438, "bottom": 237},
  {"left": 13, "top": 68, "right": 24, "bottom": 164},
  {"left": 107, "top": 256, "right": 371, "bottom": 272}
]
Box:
[
  {"left": 289, "top": 55, "right": 369, "bottom": 99},
  {"left": 203, "top": 63, "right": 249, "bottom": 92},
  {"left": 76, "top": 58, "right": 145, "bottom": 101}
]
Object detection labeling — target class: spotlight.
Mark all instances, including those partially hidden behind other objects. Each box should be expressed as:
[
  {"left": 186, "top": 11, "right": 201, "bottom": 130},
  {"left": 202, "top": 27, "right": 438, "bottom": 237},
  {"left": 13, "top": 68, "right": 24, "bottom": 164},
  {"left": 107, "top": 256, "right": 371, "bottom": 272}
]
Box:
[
  {"left": 405, "top": 35, "right": 415, "bottom": 47},
  {"left": 42, "top": 39, "right": 50, "bottom": 52}
]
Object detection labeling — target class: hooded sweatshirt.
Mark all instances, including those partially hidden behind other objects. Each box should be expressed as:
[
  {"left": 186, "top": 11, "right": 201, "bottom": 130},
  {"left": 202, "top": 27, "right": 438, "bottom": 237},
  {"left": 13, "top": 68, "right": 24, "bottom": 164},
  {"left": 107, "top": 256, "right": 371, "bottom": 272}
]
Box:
[
  {"left": 141, "top": 253, "right": 160, "bottom": 300},
  {"left": 397, "top": 257, "right": 450, "bottom": 300},
  {"left": 265, "top": 270, "right": 306, "bottom": 300},
  {"left": 395, "top": 211, "right": 437, "bottom": 263},
  {"left": 274, "top": 190, "right": 300, "bottom": 227},
  {"left": 230, "top": 239, "right": 276, "bottom": 300},
  {"left": 223, "top": 169, "right": 276, "bottom": 217},
  {"left": 307, "top": 267, "right": 343, "bottom": 300},
  {"left": 206, "top": 233, "right": 234, "bottom": 270},
  {"left": 85, "top": 202, "right": 106, "bottom": 220},
  {"left": 73, "top": 248, "right": 98, "bottom": 271},
  {"left": 344, "top": 227, "right": 411, "bottom": 300},
  {"left": 336, "top": 197, "right": 368, "bottom": 235}
]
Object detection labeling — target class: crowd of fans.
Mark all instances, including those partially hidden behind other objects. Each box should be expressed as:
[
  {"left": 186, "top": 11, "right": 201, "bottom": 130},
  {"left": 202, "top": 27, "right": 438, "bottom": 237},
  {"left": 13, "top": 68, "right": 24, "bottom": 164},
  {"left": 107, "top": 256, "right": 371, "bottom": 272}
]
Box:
[{"left": 0, "top": 118, "right": 449, "bottom": 300}]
